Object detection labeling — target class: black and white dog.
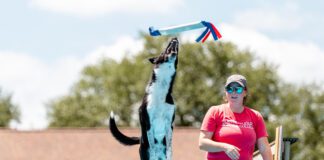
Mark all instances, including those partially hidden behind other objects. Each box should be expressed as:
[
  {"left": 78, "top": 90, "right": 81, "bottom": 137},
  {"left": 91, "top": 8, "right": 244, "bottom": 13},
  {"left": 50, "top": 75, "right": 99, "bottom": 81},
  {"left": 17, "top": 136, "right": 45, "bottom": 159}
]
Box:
[{"left": 109, "top": 38, "right": 179, "bottom": 160}]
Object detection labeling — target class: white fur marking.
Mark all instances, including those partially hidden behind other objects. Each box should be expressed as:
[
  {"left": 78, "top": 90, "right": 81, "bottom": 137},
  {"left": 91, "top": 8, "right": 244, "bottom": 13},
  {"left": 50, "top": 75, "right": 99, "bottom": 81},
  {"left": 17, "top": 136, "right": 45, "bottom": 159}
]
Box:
[
  {"left": 146, "top": 61, "right": 176, "bottom": 160},
  {"left": 110, "top": 111, "right": 114, "bottom": 118}
]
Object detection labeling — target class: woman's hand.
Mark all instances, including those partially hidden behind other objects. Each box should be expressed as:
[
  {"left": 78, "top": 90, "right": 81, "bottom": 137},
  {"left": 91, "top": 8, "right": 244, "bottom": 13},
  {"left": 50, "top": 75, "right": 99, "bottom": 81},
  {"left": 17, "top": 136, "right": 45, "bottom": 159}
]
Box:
[
  {"left": 199, "top": 131, "right": 241, "bottom": 160},
  {"left": 224, "top": 144, "right": 240, "bottom": 160}
]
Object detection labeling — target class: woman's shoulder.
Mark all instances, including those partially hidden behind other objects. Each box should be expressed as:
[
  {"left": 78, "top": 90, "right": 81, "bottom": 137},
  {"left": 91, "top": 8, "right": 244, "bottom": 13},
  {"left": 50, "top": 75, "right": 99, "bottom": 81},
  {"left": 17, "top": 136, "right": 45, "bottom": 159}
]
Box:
[
  {"left": 244, "top": 106, "right": 263, "bottom": 118},
  {"left": 207, "top": 104, "right": 227, "bottom": 115},
  {"left": 209, "top": 104, "right": 226, "bottom": 111},
  {"left": 206, "top": 104, "right": 226, "bottom": 119}
]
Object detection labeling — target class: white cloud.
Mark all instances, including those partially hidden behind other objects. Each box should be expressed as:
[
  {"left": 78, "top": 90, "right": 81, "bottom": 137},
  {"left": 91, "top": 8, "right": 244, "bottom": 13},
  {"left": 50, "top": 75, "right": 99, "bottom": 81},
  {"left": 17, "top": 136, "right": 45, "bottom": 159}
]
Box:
[
  {"left": 86, "top": 36, "right": 144, "bottom": 64},
  {"left": 0, "top": 36, "right": 142, "bottom": 130},
  {"left": 29, "top": 0, "right": 184, "bottom": 17},
  {"left": 232, "top": 3, "right": 303, "bottom": 31},
  {"left": 0, "top": 52, "right": 84, "bottom": 130},
  {"left": 220, "top": 23, "right": 324, "bottom": 84}
]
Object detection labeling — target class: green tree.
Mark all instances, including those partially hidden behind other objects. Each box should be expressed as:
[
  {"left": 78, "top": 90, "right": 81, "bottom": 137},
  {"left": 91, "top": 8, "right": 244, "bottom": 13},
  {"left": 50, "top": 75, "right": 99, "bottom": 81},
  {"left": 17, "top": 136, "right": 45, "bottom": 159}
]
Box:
[
  {"left": 48, "top": 35, "right": 280, "bottom": 128},
  {"left": 0, "top": 89, "right": 19, "bottom": 127},
  {"left": 269, "top": 84, "right": 324, "bottom": 159},
  {"left": 48, "top": 59, "right": 144, "bottom": 127}
]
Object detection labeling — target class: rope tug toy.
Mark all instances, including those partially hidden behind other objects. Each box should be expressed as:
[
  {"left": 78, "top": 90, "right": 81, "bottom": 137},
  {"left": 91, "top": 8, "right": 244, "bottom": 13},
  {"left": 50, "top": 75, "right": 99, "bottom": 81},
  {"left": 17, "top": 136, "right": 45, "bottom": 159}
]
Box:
[{"left": 149, "top": 21, "right": 222, "bottom": 43}]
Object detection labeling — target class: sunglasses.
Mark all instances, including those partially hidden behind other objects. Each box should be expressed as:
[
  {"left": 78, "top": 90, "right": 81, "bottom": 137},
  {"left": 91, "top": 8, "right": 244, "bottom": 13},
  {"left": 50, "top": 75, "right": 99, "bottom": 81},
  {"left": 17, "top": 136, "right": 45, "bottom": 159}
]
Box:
[{"left": 225, "top": 86, "right": 244, "bottom": 94}]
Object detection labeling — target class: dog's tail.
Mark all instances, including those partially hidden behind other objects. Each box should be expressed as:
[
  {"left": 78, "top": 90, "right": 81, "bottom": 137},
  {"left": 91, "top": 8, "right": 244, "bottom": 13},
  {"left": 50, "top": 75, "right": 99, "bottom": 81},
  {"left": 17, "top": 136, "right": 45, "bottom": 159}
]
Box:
[{"left": 109, "top": 111, "right": 140, "bottom": 145}]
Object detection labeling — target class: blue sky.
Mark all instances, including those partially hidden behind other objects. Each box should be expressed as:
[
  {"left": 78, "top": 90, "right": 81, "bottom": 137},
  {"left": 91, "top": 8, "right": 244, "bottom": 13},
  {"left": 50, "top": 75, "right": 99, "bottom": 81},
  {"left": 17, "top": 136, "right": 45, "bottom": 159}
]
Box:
[{"left": 0, "top": 0, "right": 323, "bottom": 130}]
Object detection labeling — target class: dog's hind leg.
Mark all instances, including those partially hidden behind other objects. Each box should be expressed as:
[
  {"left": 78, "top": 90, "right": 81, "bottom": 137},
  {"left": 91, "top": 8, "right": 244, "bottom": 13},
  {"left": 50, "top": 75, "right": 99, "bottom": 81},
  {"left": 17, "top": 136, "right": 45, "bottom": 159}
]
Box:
[
  {"left": 165, "top": 126, "right": 173, "bottom": 160},
  {"left": 166, "top": 103, "right": 175, "bottom": 160},
  {"left": 165, "top": 117, "right": 175, "bottom": 160}
]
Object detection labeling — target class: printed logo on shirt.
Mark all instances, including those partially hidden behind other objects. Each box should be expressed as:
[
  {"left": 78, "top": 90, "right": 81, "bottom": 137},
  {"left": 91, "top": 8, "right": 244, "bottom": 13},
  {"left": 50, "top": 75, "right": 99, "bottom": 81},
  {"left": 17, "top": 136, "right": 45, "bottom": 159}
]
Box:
[{"left": 222, "top": 119, "right": 254, "bottom": 129}]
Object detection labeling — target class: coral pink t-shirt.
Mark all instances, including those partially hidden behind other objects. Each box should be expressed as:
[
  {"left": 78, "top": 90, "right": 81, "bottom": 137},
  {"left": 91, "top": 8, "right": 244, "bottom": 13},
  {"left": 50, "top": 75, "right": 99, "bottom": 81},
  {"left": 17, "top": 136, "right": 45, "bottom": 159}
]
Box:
[{"left": 200, "top": 104, "right": 268, "bottom": 160}]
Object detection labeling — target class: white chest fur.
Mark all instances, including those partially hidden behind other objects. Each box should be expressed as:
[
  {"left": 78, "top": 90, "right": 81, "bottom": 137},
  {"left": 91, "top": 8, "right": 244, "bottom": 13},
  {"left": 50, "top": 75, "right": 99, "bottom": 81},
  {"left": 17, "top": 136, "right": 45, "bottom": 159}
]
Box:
[{"left": 146, "top": 62, "right": 176, "bottom": 160}]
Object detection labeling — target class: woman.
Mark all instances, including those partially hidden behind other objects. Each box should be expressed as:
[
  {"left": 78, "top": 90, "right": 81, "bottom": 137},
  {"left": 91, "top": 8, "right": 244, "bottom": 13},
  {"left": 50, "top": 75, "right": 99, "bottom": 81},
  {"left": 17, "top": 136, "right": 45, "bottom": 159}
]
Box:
[{"left": 199, "top": 74, "right": 272, "bottom": 160}]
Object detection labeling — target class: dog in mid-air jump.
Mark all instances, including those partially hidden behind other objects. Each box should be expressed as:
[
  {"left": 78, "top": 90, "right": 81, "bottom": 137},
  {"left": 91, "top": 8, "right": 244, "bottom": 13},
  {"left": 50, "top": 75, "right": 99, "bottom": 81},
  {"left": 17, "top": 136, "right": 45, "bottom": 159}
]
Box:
[{"left": 109, "top": 38, "right": 179, "bottom": 160}]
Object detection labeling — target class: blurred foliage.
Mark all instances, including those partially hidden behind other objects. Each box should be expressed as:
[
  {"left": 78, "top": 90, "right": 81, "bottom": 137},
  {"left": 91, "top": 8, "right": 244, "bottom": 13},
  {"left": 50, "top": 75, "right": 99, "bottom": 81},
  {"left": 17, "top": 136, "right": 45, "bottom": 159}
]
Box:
[
  {"left": 48, "top": 34, "right": 323, "bottom": 159},
  {"left": 0, "top": 89, "right": 20, "bottom": 127}
]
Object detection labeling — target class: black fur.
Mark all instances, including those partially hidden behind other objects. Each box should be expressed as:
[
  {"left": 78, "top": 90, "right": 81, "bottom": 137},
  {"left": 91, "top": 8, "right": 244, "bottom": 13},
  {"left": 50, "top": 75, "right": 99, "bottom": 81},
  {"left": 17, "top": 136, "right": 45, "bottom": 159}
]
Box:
[{"left": 109, "top": 114, "right": 140, "bottom": 145}]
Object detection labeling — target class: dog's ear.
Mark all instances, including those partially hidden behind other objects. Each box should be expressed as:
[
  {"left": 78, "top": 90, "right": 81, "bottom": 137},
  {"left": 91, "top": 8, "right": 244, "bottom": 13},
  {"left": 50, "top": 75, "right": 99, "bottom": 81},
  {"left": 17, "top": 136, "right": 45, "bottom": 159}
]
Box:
[{"left": 148, "top": 57, "right": 156, "bottom": 64}]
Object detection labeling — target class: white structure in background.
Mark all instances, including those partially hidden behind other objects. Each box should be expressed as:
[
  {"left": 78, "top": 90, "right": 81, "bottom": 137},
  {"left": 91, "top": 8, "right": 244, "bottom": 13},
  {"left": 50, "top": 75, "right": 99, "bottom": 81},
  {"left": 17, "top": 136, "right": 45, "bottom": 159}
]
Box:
[{"left": 253, "top": 126, "right": 298, "bottom": 160}]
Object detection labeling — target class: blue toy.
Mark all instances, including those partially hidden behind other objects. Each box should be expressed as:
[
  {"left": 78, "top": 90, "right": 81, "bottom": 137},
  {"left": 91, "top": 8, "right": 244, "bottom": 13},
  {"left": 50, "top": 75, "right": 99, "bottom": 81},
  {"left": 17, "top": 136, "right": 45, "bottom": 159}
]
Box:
[{"left": 149, "top": 21, "right": 222, "bottom": 43}]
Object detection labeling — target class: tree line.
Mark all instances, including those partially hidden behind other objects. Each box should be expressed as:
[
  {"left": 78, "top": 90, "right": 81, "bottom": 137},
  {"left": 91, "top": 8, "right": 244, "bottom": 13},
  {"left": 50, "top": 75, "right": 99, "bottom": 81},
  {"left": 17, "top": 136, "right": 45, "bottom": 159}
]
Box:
[{"left": 1, "top": 35, "right": 323, "bottom": 159}]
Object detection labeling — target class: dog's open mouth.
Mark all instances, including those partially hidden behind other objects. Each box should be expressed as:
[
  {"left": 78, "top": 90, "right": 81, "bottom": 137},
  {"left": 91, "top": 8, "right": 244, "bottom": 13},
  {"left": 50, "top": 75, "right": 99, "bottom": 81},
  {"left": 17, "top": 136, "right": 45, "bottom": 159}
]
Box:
[
  {"left": 166, "top": 38, "right": 179, "bottom": 56},
  {"left": 149, "top": 38, "right": 179, "bottom": 65}
]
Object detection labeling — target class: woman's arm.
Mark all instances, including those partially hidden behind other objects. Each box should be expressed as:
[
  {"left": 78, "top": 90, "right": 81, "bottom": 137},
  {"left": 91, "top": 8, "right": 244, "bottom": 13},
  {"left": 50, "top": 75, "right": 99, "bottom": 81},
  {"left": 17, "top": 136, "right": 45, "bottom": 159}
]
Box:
[
  {"left": 199, "top": 130, "right": 240, "bottom": 160},
  {"left": 257, "top": 137, "right": 272, "bottom": 160}
]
